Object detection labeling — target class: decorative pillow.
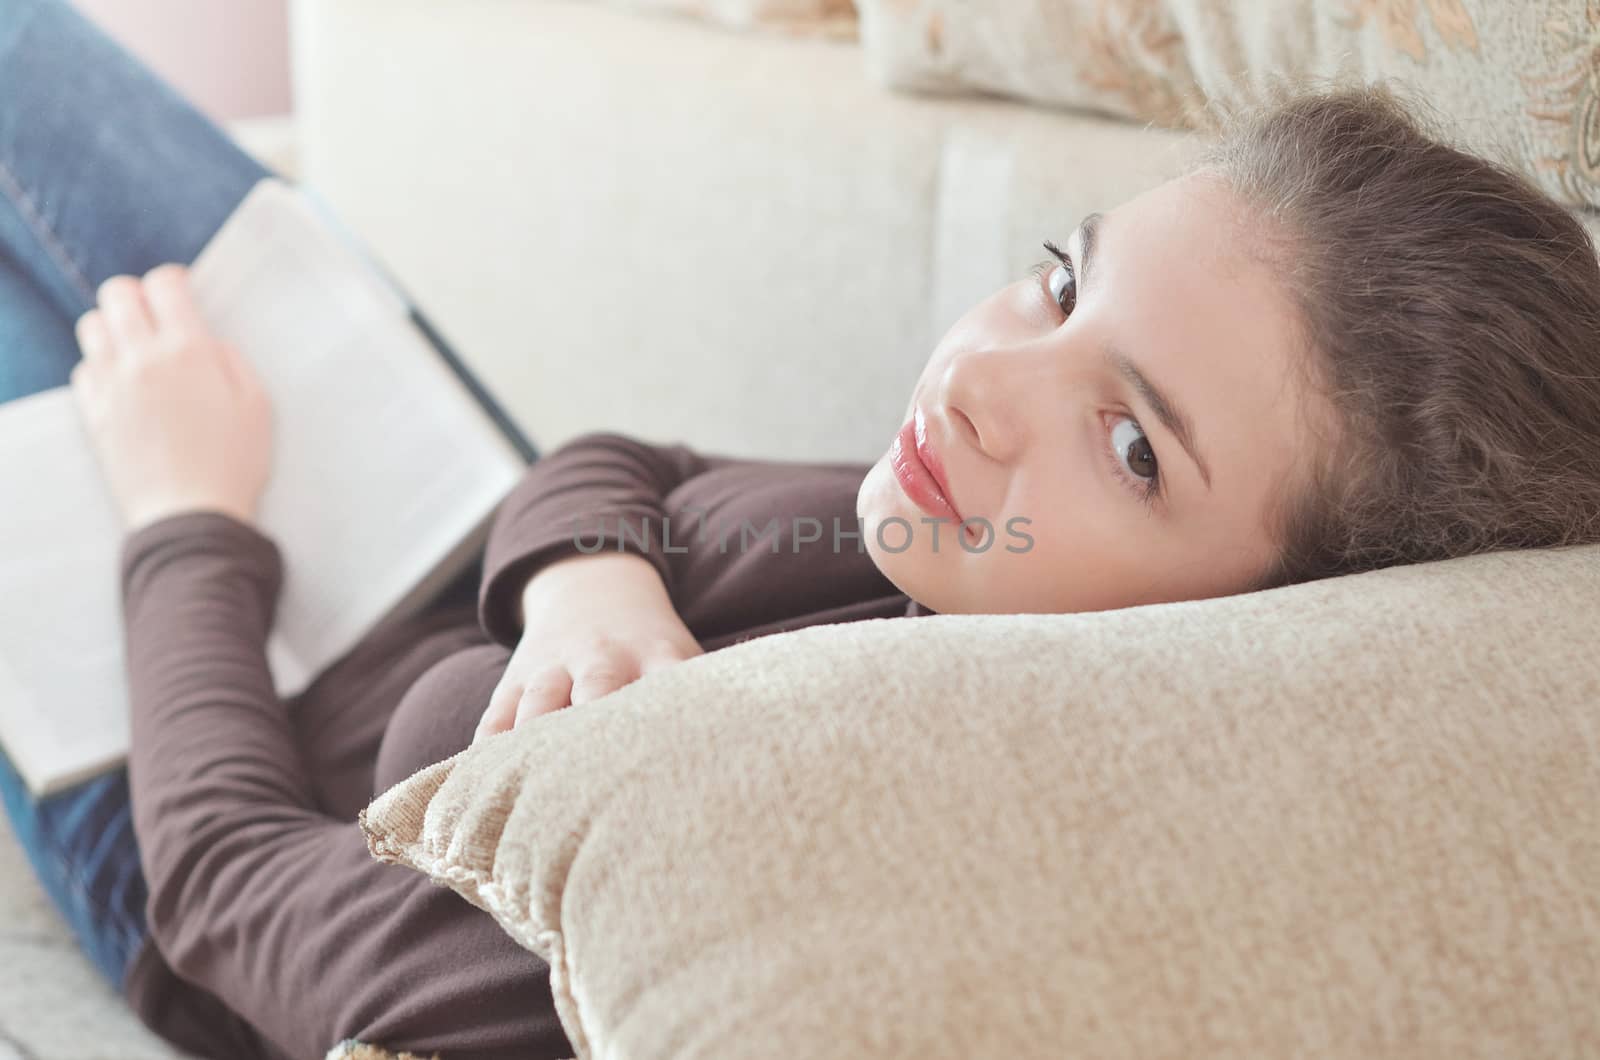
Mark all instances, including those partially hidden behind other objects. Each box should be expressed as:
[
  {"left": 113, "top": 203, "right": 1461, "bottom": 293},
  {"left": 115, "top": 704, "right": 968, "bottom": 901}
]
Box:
[
  {"left": 324, "top": 1044, "right": 437, "bottom": 1060},
  {"left": 361, "top": 541, "right": 1600, "bottom": 1059},
  {"left": 853, "top": 0, "right": 1600, "bottom": 211}
]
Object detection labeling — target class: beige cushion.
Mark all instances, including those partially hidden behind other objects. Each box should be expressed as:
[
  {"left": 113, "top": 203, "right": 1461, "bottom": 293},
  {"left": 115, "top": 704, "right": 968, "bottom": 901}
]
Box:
[
  {"left": 855, "top": 0, "right": 1600, "bottom": 211},
  {"left": 360, "top": 541, "right": 1600, "bottom": 1058},
  {"left": 601, "top": 0, "right": 856, "bottom": 37}
]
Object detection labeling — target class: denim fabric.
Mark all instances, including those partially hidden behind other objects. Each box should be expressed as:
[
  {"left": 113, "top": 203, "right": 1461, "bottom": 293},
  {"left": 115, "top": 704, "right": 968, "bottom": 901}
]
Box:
[
  {"left": 0, "top": 750, "right": 149, "bottom": 994},
  {"left": 0, "top": 0, "right": 271, "bottom": 994}
]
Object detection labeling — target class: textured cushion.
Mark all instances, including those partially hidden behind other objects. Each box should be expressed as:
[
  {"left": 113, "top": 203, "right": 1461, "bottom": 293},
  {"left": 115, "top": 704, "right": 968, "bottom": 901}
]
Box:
[
  {"left": 359, "top": 540, "right": 1600, "bottom": 1058},
  {"left": 324, "top": 1043, "right": 441, "bottom": 1060},
  {"left": 855, "top": 0, "right": 1600, "bottom": 211}
]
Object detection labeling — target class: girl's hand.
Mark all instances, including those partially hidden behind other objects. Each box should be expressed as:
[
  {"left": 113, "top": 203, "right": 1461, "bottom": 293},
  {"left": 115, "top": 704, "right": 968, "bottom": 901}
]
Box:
[
  {"left": 473, "top": 552, "right": 705, "bottom": 744},
  {"left": 70, "top": 265, "right": 274, "bottom": 533}
]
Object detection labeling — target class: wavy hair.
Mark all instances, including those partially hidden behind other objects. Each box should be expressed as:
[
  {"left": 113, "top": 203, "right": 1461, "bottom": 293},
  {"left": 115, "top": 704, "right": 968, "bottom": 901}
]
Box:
[{"left": 1190, "top": 81, "right": 1600, "bottom": 591}]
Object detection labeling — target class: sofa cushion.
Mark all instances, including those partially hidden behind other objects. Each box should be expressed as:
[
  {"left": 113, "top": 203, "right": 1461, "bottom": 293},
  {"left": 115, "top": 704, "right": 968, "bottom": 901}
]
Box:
[
  {"left": 359, "top": 538, "right": 1600, "bottom": 1058},
  {"left": 855, "top": 0, "right": 1600, "bottom": 211},
  {"left": 604, "top": 0, "right": 856, "bottom": 37}
]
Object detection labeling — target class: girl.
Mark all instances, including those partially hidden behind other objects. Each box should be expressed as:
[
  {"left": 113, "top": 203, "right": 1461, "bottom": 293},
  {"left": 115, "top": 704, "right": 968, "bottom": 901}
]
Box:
[{"left": 4, "top": 1, "right": 1600, "bottom": 1057}]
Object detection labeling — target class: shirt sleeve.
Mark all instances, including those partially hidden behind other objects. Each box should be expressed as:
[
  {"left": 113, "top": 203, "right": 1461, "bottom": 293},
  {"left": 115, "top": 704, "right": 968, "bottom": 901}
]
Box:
[
  {"left": 119, "top": 511, "right": 569, "bottom": 1060},
  {"left": 476, "top": 430, "right": 745, "bottom": 648}
]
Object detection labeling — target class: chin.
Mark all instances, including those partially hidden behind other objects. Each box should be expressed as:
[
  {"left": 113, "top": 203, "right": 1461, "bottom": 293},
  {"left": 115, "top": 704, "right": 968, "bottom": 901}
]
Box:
[
  {"left": 857, "top": 459, "right": 949, "bottom": 604},
  {"left": 864, "top": 537, "right": 926, "bottom": 603},
  {"left": 856, "top": 457, "right": 906, "bottom": 536}
]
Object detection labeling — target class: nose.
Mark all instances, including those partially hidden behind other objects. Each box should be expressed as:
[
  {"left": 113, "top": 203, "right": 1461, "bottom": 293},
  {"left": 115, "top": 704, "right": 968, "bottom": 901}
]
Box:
[{"left": 935, "top": 342, "right": 1045, "bottom": 463}]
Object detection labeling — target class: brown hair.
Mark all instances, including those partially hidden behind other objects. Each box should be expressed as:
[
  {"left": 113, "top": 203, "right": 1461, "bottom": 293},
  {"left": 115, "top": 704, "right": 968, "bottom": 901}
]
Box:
[{"left": 1190, "top": 80, "right": 1600, "bottom": 592}]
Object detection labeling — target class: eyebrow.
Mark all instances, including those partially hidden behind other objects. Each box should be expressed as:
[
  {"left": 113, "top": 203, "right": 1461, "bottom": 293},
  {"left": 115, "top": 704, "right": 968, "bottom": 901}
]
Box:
[{"left": 1072, "top": 212, "right": 1214, "bottom": 494}]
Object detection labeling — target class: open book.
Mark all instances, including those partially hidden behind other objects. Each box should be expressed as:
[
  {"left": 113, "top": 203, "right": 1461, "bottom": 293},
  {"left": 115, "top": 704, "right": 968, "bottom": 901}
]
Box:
[{"left": 0, "top": 177, "right": 534, "bottom": 797}]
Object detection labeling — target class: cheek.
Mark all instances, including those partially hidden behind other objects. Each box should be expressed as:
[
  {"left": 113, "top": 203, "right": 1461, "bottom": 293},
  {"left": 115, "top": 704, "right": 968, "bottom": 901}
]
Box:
[
  {"left": 973, "top": 469, "right": 1133, "bottom": 613},
  {"left": 1002, "top": 464, "right": 1081, "bottom": 550},
  {"left": 999, "top": 426, "right": 1130, "bottom": 561}
]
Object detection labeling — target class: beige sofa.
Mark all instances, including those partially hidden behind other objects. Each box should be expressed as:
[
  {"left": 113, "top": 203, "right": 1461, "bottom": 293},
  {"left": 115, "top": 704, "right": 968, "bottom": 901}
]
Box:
[
  {"left": 282, "top": 4, "right": 1600, "bottom": 1055},
  {"left": 2, "top": 6, "right": 1199, "bottom": 1055},
  {"left": 4, "top": 0, "right": 1596, "bottom": 1055}
]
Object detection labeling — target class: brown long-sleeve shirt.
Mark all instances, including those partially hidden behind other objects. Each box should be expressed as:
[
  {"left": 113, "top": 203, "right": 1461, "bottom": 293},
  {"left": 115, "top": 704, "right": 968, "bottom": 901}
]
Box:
[{"left": 117, "top": 431, "right": 932, "bottom": 1060}]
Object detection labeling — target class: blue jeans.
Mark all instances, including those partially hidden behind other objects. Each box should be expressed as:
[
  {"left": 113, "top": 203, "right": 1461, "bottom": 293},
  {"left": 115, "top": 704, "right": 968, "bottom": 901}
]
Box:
[{"left": 0, "top": 0, "right": 271, "bottom": 994}]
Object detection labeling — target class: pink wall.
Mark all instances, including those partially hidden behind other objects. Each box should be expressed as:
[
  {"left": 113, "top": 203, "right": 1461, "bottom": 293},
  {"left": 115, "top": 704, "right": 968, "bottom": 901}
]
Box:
[{"left": 69, "top": 0, "right": 292, "bottom": 121}]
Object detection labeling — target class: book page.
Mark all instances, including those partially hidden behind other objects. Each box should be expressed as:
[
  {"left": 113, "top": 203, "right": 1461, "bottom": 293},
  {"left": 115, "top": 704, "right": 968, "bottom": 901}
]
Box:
[
  {"left": 0, "top": 178, "right": 527, "bottom": 794},
  {"left": 0, "top": 389, "right": 133, "bottom": 795},
  {"left": 187, "top": 182, "right": 525, "bottom": 685}
]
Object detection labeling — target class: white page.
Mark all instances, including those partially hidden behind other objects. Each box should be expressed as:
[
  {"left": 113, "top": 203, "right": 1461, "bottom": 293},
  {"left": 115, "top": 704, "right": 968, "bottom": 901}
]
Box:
[
  {"left": 187, "top": 186, "right": 523, "bottom": 677},
  {"left": 0, "top": 177, "right": 528, "bottom": 796},
  {"left": 0, "top": 388, "right": 134, "bottom": 793}
]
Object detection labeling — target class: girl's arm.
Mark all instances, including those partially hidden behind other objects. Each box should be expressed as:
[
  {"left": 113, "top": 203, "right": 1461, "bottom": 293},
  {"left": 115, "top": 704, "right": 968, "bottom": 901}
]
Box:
[
  {"left": 476, "top": 430, "right": 746, "bottom": 647},
  {"left": 121, "top": 510, "right": 568, "bottom": 1060}
]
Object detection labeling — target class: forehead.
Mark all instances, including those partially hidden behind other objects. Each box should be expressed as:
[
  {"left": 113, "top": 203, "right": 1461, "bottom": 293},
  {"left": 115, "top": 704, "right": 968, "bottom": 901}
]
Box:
[{"left": 1092, "top": 176, "right": 1313, "bottom": 526}]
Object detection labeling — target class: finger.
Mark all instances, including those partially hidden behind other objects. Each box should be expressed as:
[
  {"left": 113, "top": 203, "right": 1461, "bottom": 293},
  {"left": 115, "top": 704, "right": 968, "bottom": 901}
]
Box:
[
  {"left": 68, "top": 358, "right": 98, "bottom": 407},
  {"left": 141, "top": 264, "right": 208, "bottom": 339},
  {"left": 639, "top": 651, "right": 689, "bottom": 676},
  {"left": 472, "top": 684, "right": 520, "bottom": 745},
  {"left": 74, "top": 309, "right": 114, "bottom": 366},
  {"left": 97, "top": 275, "right": 157, "bottom": 348},
  {"left": 512, "top": 667, "right": 575, "bottom": 730},
  {"left": 569, "top": 662, "right": 636, "bottom": 706}
]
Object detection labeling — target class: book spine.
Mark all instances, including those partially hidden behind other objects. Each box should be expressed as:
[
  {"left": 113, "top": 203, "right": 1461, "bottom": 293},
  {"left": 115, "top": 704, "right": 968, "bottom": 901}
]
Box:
[{"left": 407, "top": 305, "right": 539, "bottom": 465}]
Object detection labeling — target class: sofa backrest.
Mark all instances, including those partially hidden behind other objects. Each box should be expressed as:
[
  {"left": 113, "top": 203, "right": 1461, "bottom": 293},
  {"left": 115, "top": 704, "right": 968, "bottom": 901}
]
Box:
[{"left": 291, "top": 0, "right": 1600, "bottom": 464}]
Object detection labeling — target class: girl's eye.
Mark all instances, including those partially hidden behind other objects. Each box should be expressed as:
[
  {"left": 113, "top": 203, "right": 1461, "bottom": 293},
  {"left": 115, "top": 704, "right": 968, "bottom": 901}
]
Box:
[
  {"left": 1105, "top": 414, "right": 1162, "bottom": 509},
  {"left": 1031, "top": 239, "right": 1077, "bottom": 317},
  {"left": 1046, "top": 263, "right": 1076, "bottom": 316}
]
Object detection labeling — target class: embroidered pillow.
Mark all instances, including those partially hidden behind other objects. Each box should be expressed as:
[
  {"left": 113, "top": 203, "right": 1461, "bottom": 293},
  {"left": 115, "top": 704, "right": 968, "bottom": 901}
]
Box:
[{"left": 855, "top": 0, "right": 1600, "bottom": 210}]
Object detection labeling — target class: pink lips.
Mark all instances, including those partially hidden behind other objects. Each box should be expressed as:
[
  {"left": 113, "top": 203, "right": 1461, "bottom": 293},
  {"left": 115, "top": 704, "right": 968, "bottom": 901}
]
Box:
[
  {"left": 913, "top": 406, "right": 960, "bottom": 521},
  {"left": 890, "top": 408, "right": 962, "bottom": 524}
]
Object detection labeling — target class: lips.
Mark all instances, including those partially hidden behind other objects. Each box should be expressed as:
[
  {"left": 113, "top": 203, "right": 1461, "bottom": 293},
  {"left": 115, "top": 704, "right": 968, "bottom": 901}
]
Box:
[
  {"left": 912, "top": 406, "right": 961, "bottom": 522},
  {"left": 889, "top": 408, "right": 963, "bottom": 524}
]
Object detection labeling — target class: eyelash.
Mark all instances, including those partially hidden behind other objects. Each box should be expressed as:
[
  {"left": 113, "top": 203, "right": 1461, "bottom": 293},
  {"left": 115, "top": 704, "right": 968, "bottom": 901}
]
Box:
[{"left": 1032, "top": 239, "right": 1163, "bottom": 511}]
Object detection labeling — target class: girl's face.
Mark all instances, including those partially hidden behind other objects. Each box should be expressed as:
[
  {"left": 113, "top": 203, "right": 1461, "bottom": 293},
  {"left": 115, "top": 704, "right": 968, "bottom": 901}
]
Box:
[{"left": 857, "top": 172, "right": 1332, "bottom": 615}]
